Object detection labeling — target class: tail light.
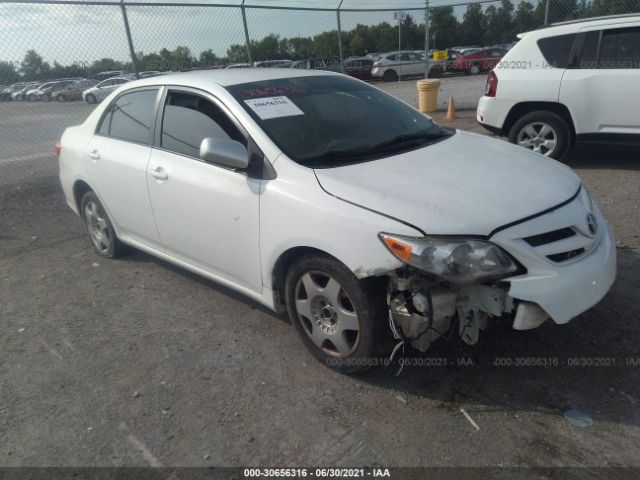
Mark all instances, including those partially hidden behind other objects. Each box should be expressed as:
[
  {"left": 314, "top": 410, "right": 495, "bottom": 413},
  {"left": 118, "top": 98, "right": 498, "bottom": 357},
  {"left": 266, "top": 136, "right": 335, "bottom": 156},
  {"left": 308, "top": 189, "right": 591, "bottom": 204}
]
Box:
[
  {"left": 373, "top": 61, "right": 382, "bottom": 68},
  {"left": 55, "top": 142, "right": 61, "bottom": 156},
  {"left": 485, "top": 70, "right": 498, "bottom": 97}
]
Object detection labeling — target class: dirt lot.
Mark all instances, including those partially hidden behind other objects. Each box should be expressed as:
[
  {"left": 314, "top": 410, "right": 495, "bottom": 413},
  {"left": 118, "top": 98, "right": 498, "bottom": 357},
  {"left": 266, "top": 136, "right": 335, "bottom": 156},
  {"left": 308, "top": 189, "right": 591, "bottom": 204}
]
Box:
[{"left": 1, "top": 101, "right": 640, "bottom": 473}]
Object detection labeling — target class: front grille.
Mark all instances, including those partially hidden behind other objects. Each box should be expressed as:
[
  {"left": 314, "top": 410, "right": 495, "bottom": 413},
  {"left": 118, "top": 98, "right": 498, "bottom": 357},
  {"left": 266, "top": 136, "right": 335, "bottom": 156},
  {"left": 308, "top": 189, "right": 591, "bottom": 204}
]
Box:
[
  {"left": 524, "top": 227, "right": 576, "bottom": 247},
  {"left": 547, "top": 249, "right": 585, "bottom": 263}
]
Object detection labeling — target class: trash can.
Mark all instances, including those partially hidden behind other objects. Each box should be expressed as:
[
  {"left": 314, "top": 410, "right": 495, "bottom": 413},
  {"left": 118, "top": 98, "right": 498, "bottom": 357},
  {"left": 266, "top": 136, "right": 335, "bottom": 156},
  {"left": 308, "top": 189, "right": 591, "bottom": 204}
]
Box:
[{"left": 417, "top": 79, "right": 441, "bottom": 114}]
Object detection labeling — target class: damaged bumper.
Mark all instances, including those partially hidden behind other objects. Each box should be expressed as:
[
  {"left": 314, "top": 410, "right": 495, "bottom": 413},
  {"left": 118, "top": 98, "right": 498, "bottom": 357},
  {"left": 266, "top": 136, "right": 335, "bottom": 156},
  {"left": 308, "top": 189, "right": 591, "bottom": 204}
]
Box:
[{"left": 387, "top": 188, "right": 617, "bottom": 352}]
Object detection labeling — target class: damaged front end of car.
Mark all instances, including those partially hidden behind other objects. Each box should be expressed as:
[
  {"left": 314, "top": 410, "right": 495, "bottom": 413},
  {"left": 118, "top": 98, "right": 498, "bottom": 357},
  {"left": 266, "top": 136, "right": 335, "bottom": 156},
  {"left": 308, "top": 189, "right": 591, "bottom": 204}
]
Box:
[{"left": 379, "top": 233, "right": 539, "bottom": 352}]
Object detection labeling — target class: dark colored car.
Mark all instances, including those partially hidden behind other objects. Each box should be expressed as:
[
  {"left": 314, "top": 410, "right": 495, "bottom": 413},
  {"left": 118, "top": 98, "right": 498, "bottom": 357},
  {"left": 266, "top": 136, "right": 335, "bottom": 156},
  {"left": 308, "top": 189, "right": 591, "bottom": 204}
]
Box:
[
  {"left": 451, "top": 48, "right": 507, "bottom": 75},
  {"left": 343, "top": 57, "right": 374, "bottom": 80},
  {"left": 291, "top": 57, "right": 342, "bottom": 73}
]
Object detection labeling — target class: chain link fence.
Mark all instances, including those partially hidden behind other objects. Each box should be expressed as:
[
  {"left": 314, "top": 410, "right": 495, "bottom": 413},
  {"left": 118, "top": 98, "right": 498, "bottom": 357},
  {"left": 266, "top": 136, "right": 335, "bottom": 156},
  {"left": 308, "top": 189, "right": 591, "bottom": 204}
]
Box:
[{"left": 1, "top": 0, "right": 639, "bottom": 186}]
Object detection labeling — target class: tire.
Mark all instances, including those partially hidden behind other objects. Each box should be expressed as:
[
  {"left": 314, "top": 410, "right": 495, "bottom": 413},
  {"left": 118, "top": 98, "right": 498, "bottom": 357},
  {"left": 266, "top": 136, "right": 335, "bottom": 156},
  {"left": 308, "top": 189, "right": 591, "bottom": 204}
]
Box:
[
  {"left": 285, "top": 255, "right": 388, "bottom": 374},
  {"left": 469, "top": 63, "right": 481, "bottom": 75},
  {"left": 80, "top": 191, "right": 127, "bottom": 258},
  {"left": 508, "top": 111, "right": 571, "bottom": 160},
  {"left": 382, "top": 69, "right": 398, "bottom": 82},
  {"left": 56, "top": 94, "right": 66, "bottom": 102},
  {"left": 27, "top": 94, "right": 36, "bottom": 102},
  {"left": 85, "top": 94, "right": 96, "bottom": 104}
]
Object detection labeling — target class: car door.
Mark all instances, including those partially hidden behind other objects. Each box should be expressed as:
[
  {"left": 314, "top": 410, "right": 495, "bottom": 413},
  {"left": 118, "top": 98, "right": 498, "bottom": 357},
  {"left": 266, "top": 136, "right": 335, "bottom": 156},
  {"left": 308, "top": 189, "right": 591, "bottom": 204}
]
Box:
[
  {"left": 146, "top": 87, "right": 262, "bottom": 292},
  {"left": 560, "top": 23, "right": 640, "bottom": 136},
  {"left": 85, "top": 87, "right": 163, "bottom": 251},
  {"left": 406, "top": 52, "right": 424, "bottom": 76}
]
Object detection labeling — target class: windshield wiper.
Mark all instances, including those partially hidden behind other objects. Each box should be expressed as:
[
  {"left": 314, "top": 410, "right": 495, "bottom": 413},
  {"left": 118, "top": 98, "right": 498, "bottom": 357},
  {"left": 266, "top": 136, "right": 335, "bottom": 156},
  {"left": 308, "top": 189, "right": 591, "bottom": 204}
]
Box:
[
  {"left": 367, "top": 130, "right": 449, "bottom": 151},
  {"left": 298, "top": 147, "right": 372, "bottom": 166},
  {"left": 298, "top": 129, "right": 452, "bottom": 167}
]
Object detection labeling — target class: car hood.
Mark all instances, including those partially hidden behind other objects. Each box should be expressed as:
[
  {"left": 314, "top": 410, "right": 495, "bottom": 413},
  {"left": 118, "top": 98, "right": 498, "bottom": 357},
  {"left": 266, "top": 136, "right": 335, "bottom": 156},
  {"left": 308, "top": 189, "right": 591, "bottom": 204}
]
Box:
[{"left": 314, "top": 130, "right": 581, "bottom": 237}]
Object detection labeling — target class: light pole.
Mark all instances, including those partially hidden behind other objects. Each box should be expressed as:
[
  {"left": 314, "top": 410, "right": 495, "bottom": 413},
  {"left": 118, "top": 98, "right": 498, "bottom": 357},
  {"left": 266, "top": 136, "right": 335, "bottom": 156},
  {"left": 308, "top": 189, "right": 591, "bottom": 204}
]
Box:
[{"left": 544, "top": 0, "right": 551, "bottom": 25}]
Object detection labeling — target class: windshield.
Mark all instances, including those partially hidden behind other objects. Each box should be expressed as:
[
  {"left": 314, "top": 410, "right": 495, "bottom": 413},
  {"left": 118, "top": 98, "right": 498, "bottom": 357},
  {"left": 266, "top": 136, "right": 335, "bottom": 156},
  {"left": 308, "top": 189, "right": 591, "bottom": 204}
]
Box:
[{"left": 226, "top": 75, "right": 451, "bottom": 167}]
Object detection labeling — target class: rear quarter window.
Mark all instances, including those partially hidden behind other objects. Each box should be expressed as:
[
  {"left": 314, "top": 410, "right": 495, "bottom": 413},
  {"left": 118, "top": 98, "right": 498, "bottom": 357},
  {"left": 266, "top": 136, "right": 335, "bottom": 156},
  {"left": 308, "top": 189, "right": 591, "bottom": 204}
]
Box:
[{"left": 537, "top": 33, "right": 577, "bottom": 68}]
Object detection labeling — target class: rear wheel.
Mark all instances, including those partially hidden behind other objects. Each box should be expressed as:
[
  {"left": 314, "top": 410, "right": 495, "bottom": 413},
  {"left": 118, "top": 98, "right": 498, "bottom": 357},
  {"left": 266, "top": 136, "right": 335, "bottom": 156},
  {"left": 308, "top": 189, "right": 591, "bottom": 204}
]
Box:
[
  {"left": 285, "top": 255, "right": 387, "bottom": 374},
  {"left": 469, "top": 63, "right": 481, "bottom": 75},
  {"left": 80, "top": 191, "right": 127, "bottom": 258},
  {"left": 56, "top": 94, "right": 66, "bottom": 102},
  {"left": 383, "top": 69, "right": 398, "bottom": 82},
  {"left": 509, "top": 111, "right": 571, "bottom": 160}
]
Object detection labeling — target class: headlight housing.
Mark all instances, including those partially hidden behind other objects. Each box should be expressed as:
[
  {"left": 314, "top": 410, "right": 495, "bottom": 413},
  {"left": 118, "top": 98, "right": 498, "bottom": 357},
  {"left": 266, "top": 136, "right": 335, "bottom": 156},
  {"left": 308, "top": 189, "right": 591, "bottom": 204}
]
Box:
[{"left": 379, "top": 233, "right": 519, "bottom": 284}]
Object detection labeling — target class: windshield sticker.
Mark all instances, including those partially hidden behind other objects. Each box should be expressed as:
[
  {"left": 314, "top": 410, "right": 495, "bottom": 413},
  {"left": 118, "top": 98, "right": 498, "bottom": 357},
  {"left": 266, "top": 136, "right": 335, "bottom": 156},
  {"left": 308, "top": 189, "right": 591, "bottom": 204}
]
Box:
[
  {"left": 239, "top": 86, "right": 307, "bottom": 99},
  {"left": 244, "top": 96, "right": 304, "bottom": 120}
]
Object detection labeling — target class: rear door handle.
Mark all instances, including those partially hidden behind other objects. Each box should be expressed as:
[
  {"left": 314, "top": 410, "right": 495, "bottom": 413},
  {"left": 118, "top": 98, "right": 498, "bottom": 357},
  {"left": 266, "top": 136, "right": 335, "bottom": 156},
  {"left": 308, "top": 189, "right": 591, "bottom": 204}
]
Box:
[
  {"left": 88, "top": 149, "right": 100, "bottom": 160},
  {"left": 148, "top": 166, "right": 168, "bottom": 181}
]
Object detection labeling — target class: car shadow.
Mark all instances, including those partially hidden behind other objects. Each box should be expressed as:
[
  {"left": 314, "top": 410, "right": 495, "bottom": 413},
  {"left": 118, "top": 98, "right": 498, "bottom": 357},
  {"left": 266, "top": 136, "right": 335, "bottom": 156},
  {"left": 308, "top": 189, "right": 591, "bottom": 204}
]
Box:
[
  {"left": 123, "top": 250, "right": 291, "bottom": 323},
  {"left": 566, "top": 144, "right": 640, "bottom": 170},
  {"left": 124, "top": 242, "right": 640, "bottom": 428}
]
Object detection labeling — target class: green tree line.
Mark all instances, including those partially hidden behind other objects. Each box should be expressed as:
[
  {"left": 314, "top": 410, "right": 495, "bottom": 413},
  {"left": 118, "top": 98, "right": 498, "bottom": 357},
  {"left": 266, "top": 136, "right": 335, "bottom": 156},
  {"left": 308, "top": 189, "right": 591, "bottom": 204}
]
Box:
[{"left": 2, "top": 0, "right": 638, "bottom": 84}]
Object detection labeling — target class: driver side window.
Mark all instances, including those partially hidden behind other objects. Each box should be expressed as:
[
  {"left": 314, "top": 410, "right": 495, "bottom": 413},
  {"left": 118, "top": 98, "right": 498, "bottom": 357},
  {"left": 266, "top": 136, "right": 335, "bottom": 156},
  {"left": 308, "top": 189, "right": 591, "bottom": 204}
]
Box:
[{"left": 160, "top": 91, "right": 245, "bottom": 159}]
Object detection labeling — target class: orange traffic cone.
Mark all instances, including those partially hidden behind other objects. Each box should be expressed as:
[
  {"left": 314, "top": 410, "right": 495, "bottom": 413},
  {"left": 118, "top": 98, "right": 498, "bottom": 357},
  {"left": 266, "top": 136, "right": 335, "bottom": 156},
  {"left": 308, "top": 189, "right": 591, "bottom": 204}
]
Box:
[{"left": 447, "top": 97, "right": 456, "bottom": 121}]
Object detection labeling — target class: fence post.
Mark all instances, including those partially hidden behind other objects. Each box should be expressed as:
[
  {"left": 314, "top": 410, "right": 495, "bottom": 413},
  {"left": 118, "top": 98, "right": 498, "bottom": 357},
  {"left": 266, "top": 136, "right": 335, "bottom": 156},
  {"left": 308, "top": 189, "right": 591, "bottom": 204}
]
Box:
[
  {"left": 241, "top": 1, "right": 253, "bottom": 66},
  {"left": 424, "top": 1, "right": 430, "bottom": 78},
  {"left": 337, "top": 0, "right": 344, "bottom": 74},
  {"left": 120, "top": 0, "right": 139, "bottom": 78},
  {"left": 544, "top": 0, "right": 551, "bottom": 25}
]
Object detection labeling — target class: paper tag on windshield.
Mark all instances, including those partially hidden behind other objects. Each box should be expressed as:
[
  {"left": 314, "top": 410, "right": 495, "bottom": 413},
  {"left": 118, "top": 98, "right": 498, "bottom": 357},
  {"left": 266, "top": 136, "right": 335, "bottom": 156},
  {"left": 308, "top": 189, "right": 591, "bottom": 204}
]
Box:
[{"left": 244, "top": 96, "right": 304, "bottom": 120}]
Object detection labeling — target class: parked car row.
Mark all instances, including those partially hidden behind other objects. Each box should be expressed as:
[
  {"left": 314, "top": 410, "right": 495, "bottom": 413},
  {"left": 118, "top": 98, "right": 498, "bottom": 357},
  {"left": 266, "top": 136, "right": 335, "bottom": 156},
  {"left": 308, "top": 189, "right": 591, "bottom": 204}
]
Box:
[
  {"left": 0, "top": 70, "right": 172, "bottom": 105},
  {"left": 1, "top": 78, "right": 91, "bottom": 102},
  {"left": 428, "top": 46, "right": 511, "bottom": 78}
]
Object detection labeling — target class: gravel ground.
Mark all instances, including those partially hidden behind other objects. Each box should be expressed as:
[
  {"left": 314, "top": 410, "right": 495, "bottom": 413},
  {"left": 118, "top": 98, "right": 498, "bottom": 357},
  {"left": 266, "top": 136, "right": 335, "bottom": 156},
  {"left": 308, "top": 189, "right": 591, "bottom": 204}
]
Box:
[{"left": 1, "top": 100, "right": 639, "bottom": 472}]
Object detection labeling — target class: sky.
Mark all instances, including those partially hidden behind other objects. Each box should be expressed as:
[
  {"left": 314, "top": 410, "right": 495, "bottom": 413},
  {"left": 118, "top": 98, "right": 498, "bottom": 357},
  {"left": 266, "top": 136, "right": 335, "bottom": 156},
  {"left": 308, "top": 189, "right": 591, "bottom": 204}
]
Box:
[{"left": 0, "top": 0, "right": 518, "bottom": 65}]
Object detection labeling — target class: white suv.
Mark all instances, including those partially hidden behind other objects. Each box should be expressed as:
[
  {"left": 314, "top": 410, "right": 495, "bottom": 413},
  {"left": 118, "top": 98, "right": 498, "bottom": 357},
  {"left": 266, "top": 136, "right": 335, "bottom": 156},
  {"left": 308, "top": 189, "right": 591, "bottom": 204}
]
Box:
[{"left": 477, "top": 14, "right": 640, "bottom": 159}]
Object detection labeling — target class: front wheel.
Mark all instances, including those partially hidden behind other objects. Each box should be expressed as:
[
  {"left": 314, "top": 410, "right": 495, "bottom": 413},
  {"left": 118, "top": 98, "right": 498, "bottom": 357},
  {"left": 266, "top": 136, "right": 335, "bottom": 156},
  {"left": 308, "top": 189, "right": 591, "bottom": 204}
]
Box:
[
  {"left": 285, "top": 255, "right": 387, "bottom": 374},
  {"left": 56, "top": 94, "right": 66, "bottom": 102},
  {"left": 469, "top": 63, "right": 481, "bottom": 75},
  {"left": 85, "top": 94, "right": 96, "bottom": 104},
  {"left": 508, "top": 111, "right": 571, "bottom": 160},
  {"left": 80, "top": 191, "right": 127, "bottom": 258},
  {"left": 383, "top": 69, "right": 398, "bottom": 82}
]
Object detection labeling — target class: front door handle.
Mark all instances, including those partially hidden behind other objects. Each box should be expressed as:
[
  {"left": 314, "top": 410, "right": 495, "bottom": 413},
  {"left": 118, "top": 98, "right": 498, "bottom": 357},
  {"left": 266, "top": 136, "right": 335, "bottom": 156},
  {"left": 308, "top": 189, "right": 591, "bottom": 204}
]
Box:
[
  {"left": 88, "top": 149, "right": 100, "bottom": 160},
  {"left": 148, "top": 166, "right": 168, "bottom": 181}
]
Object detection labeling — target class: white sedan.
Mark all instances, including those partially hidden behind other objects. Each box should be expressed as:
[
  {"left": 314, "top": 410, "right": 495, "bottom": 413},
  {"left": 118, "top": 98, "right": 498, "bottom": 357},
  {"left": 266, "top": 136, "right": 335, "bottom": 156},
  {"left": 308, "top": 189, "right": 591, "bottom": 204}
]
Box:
[{"left": 58, "top": 69, "right": 616, "bottom": 373}]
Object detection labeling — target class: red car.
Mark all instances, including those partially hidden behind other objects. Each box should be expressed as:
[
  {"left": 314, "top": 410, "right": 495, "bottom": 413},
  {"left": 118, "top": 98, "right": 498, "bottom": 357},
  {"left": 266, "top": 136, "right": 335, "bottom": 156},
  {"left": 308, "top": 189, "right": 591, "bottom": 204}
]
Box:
[{"left": 451, "top": 48, "right": 507, "bottom": 75}]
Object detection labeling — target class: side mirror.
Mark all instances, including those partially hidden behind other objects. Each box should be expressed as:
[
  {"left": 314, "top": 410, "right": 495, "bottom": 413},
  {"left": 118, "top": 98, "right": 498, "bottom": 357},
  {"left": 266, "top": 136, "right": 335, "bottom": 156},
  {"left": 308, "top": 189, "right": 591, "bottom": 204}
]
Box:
[{"left": 199, "top": 138, "right": 249, "bottom": 170}]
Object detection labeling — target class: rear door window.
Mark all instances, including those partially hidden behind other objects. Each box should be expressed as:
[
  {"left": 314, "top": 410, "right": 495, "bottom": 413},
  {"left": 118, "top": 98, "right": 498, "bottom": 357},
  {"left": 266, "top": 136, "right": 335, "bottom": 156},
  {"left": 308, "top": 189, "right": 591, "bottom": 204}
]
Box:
[{"left": 98, "top": 89, "right": 158, "bottom": 145}]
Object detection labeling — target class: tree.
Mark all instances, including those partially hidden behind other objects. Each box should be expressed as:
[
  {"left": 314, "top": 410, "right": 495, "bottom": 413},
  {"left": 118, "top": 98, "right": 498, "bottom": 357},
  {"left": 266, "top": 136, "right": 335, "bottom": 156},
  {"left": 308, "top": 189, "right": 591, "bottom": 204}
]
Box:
[
  {"left": 20, "top": 49, "right": 51, "bottom": 81},
  {"left": 89, "top": 58, "right": 124, "bottom": 75},
  {"left": 171, "top": 46, "right": 194, "bottom": 70},
  {"left": 251, "top": 34, "right": 282, "bottom": 62},
  {"left": 199, "top": 49, "right": 221, "bottom": 67},
  {"left": 226, "top": 44, "right": 248, "bottom": 64},
  {"left": 459, "top": 3, "right": 484, "bottom": 46},
  {"left": 512, "top": 1, "right": 537, "bottom": 36},
  {"left": 535, "top": 0, "right": 578, "bottom": 24},
  {"left": 0, "top": 61, "right": 20, "bottom": 85},
  {"left": 429, "top": 7, "right": 459, "bottom": 50}
]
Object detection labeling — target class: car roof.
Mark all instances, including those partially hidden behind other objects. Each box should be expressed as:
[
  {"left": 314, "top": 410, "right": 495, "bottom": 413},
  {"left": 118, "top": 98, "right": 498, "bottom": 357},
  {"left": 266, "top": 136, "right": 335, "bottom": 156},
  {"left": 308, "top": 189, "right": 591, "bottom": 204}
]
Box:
[
  {"left": 120, "top": 68, "right": 338, "bottom": 89},
  {"left": 522, "top": 13, "right": 639, "bottom": 38}
]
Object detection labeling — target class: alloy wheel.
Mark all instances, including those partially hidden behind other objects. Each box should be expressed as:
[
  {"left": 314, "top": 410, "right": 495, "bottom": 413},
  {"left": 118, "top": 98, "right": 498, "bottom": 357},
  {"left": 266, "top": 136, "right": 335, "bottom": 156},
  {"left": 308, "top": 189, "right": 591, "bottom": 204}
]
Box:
[
  {"left": 516, "top": 122, "right": 558, "bottom": 157},
  {"left": 84, "top": 201, "right": 112, "bottom": 253},
  {"left": 294, "top": 271, "right": 360, "bottom": 358}
]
